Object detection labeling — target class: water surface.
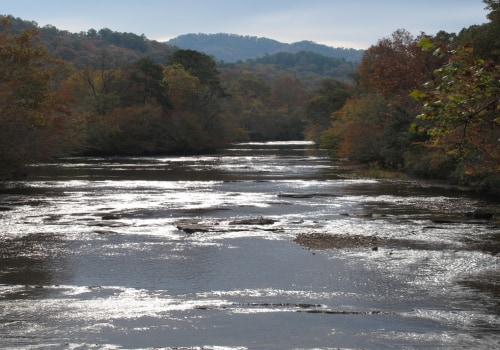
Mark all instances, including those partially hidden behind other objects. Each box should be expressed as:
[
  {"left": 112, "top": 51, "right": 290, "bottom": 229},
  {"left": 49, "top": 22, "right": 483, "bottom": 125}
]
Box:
[{"left": 0, "top": 141, "right": 499, "bottom": 349}]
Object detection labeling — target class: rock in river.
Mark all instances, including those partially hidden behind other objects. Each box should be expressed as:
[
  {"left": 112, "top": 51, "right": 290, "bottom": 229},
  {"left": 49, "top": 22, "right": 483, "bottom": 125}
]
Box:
[
  {"left": 176, "top": 223, "right": 211, "bottom": 234},
  {"left": 229, "top": 217, "right": 276, "bottom": 225}
]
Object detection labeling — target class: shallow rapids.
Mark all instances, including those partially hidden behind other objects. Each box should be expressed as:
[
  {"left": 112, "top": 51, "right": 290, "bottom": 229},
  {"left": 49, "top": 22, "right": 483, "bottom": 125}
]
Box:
[{"left": 0, "top": 141, "right": 499, "bottom": 349}]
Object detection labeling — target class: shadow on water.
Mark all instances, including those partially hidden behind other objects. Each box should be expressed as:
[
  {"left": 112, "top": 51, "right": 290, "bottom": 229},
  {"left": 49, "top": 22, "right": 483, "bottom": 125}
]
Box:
[{"left": 0, "top": 233, "right": 66, "bottom": 299}]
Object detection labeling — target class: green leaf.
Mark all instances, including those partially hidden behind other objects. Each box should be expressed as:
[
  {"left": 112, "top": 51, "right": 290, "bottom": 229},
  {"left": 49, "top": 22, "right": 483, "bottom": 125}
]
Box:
[
  {"left": 410, "top": 89, "right": 426, "bottom": 100},
  {"left": 418, "top": 37, "right": 434, "bottom": 51}
]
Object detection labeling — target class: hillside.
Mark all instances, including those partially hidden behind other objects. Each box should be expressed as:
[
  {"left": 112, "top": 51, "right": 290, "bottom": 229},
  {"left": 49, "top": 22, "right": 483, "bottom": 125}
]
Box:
[
  {"left": 7, "top": 17, "right": 361, "bottom": 71},
  {"left": 167, "top": 33, "right": 364, "bottom": 63},
  {"left": 3, "top": 16, "right": 356, "bottom": 85},
  {"left": 230, "top": 50, "right": 357, "bottom": 85},
  {"left": 6, "top": 16, "right": 177, "bottom": 67}
]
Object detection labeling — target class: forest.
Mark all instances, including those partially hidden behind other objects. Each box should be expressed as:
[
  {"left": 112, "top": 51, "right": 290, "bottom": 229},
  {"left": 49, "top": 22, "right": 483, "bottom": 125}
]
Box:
[{"left": 0, "top": 0, "right": 499, "bottom": 192}]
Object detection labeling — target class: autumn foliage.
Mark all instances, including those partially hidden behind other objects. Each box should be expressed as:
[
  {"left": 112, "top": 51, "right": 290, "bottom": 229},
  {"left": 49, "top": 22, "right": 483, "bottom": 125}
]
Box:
[
  {"left": 0, "top": 18, "right": 74, "bottom": 178},
  {"left": 1, "top": 3, "right": 499, "bottom": 190},
  {"left": 412, "top": 43, "right": 500, "bottom": 186},
  {"left": 318, "top": 4, "right": 500, "bottom": 190}
]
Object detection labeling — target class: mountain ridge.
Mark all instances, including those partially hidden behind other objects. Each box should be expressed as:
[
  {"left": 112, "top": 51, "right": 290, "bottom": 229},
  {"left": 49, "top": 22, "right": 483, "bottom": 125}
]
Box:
[{"left": 167, "top": 33, "right": 364, "bottom": 63}]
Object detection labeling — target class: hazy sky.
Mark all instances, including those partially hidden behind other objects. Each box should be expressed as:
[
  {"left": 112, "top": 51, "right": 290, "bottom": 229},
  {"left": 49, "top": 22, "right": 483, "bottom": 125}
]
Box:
[{"left": 2, "top": 0, "right": 489, "bottom": 49}]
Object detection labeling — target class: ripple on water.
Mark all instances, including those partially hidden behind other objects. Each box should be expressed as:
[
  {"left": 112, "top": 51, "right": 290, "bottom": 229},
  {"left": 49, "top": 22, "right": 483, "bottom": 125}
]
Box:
[{"left": 1, "top": 143, "right": 499, "bottom": 349}]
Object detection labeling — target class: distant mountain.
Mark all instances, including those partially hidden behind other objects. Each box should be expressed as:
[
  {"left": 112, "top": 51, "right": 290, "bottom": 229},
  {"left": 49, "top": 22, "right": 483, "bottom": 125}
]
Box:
[{"left": 167, "top": 33, "right": 364, "bottom": 63}]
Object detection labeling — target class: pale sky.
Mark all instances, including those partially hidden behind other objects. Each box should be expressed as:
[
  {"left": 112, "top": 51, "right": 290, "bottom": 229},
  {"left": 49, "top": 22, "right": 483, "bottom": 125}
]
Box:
[{"left": 1, "top": 0, "right": 489, "bottom": 49}]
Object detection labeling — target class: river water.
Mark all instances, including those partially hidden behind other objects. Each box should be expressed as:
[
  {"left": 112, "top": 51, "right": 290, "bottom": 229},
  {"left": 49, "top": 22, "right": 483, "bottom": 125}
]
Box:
[{"left": 0, "top": 141, "right": 499, "bottom": 350}]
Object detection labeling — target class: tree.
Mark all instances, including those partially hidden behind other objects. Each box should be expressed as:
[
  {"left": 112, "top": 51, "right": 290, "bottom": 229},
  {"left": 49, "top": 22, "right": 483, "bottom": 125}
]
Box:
[
  {"left": 484, "top": 0, "right": 500, "bottom": 23},
  {"left": 0, "top": 18, "right": 72, "bottom": 178},
  {"left": 304, "top": 79, "right": 353, "bottom": 142},
  {"left": 411, "top": 44, "right": 500, "bottom": 185},
  {"left": 272, "top": 76, "right": 305, "bottom": 110},
  {"left": 79, "top": 49, "right": 120, "bottom": 116},
  {"left": 118, "top": 57, "right": 172, "bottom": 112},
  {"left": 222, "top": 72, "right": 272, "bottom": 140},
  {"left": 269, "top": 76, "right": 306, "bottom": 140},
  {"left": 358, "top": 29, "right": 437, "bottom": 99},
  {"left": 323, "top": 94, "right": 390, "bottom": 162},
  {"left": 324, "top": 29, "right": 446, "bottom": 169},
  {"left": 453, "top": 1, "right": 499, "bottom": 64},
  {"left": 163, "top": 63, "right": 202, "bottom": 110},
  {"left": 167, "top": 49, "right": 225, "bottom": 97},
  {"left": 166, "top": 49, "right": 231, "bottom": 147}
]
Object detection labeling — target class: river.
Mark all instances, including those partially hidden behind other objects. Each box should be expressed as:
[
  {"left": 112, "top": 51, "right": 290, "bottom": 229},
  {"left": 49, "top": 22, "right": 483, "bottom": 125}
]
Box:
[{"left": 0, "top": 141, "right": 499, "bottom": 349}]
